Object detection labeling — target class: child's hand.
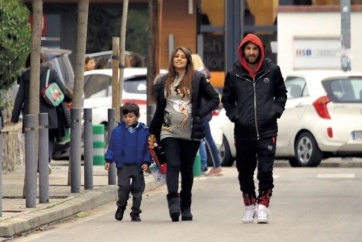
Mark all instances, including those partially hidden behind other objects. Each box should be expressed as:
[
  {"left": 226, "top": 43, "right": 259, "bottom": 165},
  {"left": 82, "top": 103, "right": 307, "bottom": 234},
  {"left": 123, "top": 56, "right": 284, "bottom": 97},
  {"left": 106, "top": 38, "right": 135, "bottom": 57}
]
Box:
[
  {"left": 104, "top": 162, "right": 110, "bottom": 170},
  {"left": 141, "top": 164, "right": 149, "bottom": 172}
]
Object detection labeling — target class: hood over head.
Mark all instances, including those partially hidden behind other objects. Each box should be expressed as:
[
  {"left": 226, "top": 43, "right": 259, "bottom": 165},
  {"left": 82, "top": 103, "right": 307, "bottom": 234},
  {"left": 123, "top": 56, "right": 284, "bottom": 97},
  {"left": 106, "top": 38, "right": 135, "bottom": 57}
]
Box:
[{"left": 237, "top": 33, "right": 265, "bottom": 79}]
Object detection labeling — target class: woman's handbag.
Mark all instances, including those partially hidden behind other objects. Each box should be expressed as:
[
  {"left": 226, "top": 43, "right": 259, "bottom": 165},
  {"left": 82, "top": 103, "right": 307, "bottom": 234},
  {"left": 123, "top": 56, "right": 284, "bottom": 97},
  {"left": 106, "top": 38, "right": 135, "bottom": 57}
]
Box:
[
  {"left": 41, "top": 69, "right": 64, "bottom": 107},
  {"left": 149, "top": 145, "right": 167, "bottom": 174},
  {"left": 149, "top": 163, "right": 166, "bottom": 186}
]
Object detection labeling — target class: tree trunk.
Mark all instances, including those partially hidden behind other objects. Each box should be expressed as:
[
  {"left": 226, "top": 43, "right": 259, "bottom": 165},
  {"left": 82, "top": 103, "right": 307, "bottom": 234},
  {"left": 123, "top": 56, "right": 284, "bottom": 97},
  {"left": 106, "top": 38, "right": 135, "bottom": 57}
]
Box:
[
  {"left": 23, "top": 0, "right": 43, "bottom": 197},
  {"left": 68, "top": 0, "right": 89, "bottom": 185},
  {"left": 146, "top": 0, "right": 162, "bottom": 125},
  {"left": 2, "top": 124, "right": 25, "bottom": 172},
  {"left": 118, "top": 0, "right": 129, "bottom": 121}
]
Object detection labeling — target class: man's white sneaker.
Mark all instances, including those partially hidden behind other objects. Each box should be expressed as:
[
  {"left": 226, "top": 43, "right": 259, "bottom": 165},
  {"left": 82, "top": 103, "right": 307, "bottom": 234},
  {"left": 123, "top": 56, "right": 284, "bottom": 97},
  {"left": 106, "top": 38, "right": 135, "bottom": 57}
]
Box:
[
  {"left": 256, "top": 204, "right": 270, "bottom": 224},
  {"left": 242, "top": 204, "right": 255, "bottom": 223}
]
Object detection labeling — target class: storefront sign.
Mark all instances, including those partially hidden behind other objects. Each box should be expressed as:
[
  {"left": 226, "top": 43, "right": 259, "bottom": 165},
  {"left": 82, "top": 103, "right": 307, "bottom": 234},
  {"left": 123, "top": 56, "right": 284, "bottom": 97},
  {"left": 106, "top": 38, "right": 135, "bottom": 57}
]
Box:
[{"left": 293, "top": 37, "right": 341, "bottom": 70}]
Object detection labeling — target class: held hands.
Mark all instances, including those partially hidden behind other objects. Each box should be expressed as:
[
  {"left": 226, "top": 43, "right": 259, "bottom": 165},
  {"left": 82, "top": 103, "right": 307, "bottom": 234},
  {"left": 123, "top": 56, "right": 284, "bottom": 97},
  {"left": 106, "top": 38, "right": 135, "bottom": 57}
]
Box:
[
  {"left": 148, "top": 134, "right": 156, "bottom": 149},
  {"left": 105, "top": 162, "right": 148, "bottom": 172},
  {"left": 141, "top": 164, "right": 149, "bottom": 172}
]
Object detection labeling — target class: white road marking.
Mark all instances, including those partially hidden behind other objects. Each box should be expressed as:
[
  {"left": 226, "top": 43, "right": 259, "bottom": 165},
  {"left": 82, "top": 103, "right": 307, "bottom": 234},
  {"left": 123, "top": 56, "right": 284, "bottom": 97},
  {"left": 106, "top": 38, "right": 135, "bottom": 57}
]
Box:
[{"left": 317, "top": 173, "right": 355, "bottom": 179}]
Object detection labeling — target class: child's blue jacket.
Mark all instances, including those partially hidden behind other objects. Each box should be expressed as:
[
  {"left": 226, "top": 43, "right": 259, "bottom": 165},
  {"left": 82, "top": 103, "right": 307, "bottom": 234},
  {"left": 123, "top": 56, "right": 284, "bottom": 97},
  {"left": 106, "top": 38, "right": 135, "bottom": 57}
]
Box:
[{"left": 104, "top": 121, "right": 151, "bottom": 170}]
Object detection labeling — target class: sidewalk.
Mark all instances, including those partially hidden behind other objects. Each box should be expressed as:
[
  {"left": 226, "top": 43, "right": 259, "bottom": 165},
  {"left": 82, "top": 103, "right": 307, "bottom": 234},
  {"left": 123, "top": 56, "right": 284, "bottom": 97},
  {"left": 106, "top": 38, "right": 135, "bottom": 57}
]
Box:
[
  {"left": 0, "top": 163, "right": 159, "bottom": 239},
  {"left": 1, "top": 158, "right": 361, "bottom": 239}
]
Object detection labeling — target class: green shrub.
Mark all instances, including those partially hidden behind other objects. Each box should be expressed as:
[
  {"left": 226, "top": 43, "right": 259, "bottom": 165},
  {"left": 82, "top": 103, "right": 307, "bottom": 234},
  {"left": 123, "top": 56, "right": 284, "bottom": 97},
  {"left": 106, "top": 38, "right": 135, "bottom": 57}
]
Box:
[{"left": 0, "top": 0, "right": 31, "bottom": 92}]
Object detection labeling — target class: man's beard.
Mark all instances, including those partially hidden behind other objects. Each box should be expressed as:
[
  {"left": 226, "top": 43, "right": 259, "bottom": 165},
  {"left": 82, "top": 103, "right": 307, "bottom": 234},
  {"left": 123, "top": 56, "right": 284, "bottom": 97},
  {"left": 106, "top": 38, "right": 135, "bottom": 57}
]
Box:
[{"left": 246, "top": 55, "right": 260, "bottom": 65}]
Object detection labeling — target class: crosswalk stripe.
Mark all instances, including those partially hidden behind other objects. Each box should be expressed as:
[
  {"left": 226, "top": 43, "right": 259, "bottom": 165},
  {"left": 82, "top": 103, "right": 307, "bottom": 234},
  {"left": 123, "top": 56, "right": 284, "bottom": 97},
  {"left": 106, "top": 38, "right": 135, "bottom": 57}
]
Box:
[{"left": 317, "top": 173, "right": 355, "bottom": 178}]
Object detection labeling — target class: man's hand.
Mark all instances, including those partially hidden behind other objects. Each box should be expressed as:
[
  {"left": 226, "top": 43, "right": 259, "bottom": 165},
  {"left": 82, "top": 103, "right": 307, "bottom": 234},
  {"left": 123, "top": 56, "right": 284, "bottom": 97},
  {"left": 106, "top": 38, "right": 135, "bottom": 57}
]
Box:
[{"left": 104, "top": 162, "right": 110, "bottom": 170}]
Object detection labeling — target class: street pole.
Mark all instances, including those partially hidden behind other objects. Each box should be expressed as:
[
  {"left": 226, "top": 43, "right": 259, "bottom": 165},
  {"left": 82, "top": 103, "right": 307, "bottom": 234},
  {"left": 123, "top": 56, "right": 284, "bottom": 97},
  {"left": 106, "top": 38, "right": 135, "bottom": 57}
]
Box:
[
  {"left": 119, "top": 0, "right": 129, "bottom": 120},
  {"left": 224, "top": 0, "right": 242, "bottom": 72},
  {"left": 341, "top": 0, "right": 351, "bottom": 71},
  {"left": 147, "top": 0, "right": 162, "bottom": 125},
  {"left": 112, "top": 37, "right": 120, "bottom": 121}
]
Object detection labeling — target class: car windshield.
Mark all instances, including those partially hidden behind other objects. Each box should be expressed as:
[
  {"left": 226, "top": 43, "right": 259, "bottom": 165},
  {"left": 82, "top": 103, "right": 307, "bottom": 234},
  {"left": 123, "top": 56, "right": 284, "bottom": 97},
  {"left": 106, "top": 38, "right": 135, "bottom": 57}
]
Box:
[
  {"left": 323, "top": 77, "right": 362, "bottom": 103},
  {"left": 83, "top": 74, "right": 147, "bottom": 99},
  {"left": 285, "top": 76, "right": 308, "bottom": 99},
  {"left": 48, "top": 55, "right": 74, "bottom": 89}
]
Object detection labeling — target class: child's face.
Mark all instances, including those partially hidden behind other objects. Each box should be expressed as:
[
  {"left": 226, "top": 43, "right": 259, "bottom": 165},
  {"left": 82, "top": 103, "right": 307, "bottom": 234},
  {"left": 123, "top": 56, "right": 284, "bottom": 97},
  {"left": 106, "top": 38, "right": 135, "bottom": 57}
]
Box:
[{"left": 123, "top": 112, "right": 139, "bottom": 126}]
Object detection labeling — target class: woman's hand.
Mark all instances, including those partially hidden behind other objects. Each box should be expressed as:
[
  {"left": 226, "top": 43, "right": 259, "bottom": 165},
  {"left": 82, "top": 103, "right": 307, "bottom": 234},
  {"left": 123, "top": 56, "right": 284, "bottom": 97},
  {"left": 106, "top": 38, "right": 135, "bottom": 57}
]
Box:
[
  {"left": 148, "top": 134, "right": 156, "bottom": 149},
  {"left": 141, "top": 164, "right": 149, "bottom": 172}
]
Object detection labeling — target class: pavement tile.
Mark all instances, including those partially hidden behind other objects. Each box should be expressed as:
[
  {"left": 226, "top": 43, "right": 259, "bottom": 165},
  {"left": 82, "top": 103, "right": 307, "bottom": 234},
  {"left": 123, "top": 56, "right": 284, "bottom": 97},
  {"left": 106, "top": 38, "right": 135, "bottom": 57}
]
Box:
[
  {"left": 1, "top": 158, "right": 361, "bottom": 238},
  {"left": 0, "top": 164, "right": 157, "bottom": 239}
]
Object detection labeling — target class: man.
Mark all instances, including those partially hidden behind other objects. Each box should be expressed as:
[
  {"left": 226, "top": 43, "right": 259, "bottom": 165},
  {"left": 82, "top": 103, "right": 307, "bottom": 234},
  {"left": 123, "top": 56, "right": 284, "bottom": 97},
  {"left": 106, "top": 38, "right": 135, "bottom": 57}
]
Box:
[{"left": 222, "top": 34, "right": 287, "bottom": 224}]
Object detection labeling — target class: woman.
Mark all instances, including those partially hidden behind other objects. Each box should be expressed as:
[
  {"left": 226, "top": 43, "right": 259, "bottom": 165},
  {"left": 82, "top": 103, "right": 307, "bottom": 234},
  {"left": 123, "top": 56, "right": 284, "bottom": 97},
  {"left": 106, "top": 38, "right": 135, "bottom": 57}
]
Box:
[
  {"left": 149, "top": 47, "right": 219, "bottom": 222},
  {"left": 191, "top": 54, "right": 223, "bottom": 176},
  {"left": 11, "top": 54, "right": 72, "bottom": 171},
  {"left": 84, "top": 56, "right": 96, "bottom": 71}
]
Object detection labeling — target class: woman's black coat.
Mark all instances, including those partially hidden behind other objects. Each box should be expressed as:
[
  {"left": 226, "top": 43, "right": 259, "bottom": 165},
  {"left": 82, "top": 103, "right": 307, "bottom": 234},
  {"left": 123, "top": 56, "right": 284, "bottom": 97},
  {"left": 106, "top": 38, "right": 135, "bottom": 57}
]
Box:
[{"left": 149, "top": 71, "right": 219, "bottom": 141}]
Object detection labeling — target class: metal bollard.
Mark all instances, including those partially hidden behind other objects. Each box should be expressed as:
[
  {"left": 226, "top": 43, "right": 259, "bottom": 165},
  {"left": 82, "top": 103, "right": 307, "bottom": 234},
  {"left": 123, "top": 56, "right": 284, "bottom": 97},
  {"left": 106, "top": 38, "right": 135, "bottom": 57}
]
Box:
[
  {"left": 70, "top": 108, "right": 81, "bottom": 193},
  {"left": 107, "top": 109, "right": 117, "bottom": 185},
  {"left": 0, "top": 117, "right": 3, "bottom": 217},
  {"left": 25, "top": 114, "right": 37, "bottom": 208},
  {"left": 83, "top": 108, "right": 93, "bottom": 190},
  {"left": 39, "top": 113, "right": 49, "bottom": 203}
]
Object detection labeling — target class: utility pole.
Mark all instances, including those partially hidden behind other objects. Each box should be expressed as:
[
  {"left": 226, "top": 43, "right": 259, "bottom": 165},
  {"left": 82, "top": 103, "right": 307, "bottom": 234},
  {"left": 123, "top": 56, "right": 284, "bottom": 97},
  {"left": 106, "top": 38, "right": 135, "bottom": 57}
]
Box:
[
  {"left": 146, "top": 0, "right": 162, "bottom": 125},
  {"left": 224, "top": 0, "right": 242, "bottom": 72},
  {"left": 341, "top": 0, "right": 351, "bottom": 71},
  {"left": 118, "top": 0, "right": 129, "bottom": 120},
  {"left": 112, "top": 37, "right": 120, "bottom": 120}
]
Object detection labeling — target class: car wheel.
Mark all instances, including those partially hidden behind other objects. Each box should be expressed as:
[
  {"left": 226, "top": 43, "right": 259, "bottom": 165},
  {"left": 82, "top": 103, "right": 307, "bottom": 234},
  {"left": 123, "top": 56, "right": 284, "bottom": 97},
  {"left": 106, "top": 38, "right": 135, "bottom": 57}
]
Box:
[
  {"left": 288, "top": 158, "right": 301, "bottom": 167},
  {"left": 294, "top": 132, "right": 322, "bottom": 167},
  {"left": 220, "top": 135, "right": 234, "bottom": 167}
]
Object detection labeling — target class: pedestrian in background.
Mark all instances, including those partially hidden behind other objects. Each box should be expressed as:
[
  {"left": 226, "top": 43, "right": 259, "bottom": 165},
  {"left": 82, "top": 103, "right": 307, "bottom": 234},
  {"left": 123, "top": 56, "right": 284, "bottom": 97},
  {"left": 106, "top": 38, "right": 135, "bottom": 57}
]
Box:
[
  {"left": 0, "top": 108, "right": 3, "bottom": 127},
  {"left": 84, "top": 56, "right": 96, "bottom": 71},
  {"left": 199, "top": 139, "right": 208, "bottom": 173},
  {"left": 222, "top": 33, "right": 287, "bottom": 224},
  {"left": 95, "top": 57, "right": 108, "bottom": 69},
  {"left": 192, "top": 54, "right": 223, "bottom": 176},
  {"left": 11, "top": 53, "right": 72, "bottom": 173},
  {"left": 104, "top": 102, "right": 151, "bottom": 222},
  {"left": 148, "top": 47, "right": 219, "bottom": 222}
]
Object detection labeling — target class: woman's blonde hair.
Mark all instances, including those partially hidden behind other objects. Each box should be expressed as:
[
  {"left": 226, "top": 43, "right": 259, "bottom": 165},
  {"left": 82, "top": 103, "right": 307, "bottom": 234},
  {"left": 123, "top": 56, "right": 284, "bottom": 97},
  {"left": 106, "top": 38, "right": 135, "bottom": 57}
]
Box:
[{"left": 191, "top": 54, "right": 205, "bottom": 70}]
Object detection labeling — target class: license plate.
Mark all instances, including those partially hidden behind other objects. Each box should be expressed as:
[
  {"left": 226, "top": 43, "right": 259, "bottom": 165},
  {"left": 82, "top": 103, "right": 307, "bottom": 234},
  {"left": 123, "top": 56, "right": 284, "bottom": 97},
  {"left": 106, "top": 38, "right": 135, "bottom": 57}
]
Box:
[{"left": 352, "top": 131, "right": 362, "bottom": 141}]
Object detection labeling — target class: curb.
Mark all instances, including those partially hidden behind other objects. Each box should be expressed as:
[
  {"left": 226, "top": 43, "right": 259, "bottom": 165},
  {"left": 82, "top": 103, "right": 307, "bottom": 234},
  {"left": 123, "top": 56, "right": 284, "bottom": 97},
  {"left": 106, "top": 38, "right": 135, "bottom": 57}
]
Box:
[
  {"left": 274, "top": 159, "right": 362, "bottom": 168},
  {"left": 0, "top": 179, "right": 158, "bottom": 239}
]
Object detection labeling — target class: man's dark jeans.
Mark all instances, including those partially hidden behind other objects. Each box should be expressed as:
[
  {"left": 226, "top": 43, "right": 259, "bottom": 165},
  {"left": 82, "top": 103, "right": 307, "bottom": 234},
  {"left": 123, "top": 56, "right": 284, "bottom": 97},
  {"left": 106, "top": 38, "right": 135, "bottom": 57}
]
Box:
[{"left": 235, "top": 137, "right": 275, "bottom": 206}]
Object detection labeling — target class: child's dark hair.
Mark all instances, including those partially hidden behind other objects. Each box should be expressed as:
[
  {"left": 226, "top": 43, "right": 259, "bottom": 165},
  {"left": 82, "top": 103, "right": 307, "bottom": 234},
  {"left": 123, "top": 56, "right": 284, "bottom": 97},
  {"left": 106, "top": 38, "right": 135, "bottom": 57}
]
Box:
[{"left": 122, "top": 102, "right": 140, "bottom": 116}]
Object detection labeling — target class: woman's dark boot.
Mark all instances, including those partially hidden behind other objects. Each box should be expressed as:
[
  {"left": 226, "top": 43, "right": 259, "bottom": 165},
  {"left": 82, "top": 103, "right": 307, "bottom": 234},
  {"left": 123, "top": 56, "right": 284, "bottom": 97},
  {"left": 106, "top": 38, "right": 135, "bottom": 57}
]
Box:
[
  {"left": 167, "top": 193, "right": 180, "bottom": 222},
  {"left": 180, "top": 192, "right": 193, "bottom": 221}
]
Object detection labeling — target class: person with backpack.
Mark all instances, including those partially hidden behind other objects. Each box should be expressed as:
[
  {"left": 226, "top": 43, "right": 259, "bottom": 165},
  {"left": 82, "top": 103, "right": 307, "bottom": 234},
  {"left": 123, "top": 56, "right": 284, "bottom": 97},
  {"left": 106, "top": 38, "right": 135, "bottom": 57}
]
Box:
[{"left": 11, "top": 54, "right": 72, "bottom": 173}]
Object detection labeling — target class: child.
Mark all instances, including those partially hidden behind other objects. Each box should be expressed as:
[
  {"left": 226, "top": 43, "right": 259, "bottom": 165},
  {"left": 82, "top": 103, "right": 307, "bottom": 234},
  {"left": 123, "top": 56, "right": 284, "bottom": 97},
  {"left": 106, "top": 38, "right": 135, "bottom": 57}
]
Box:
[{"left": 104, "top": 102, "right": 151, "bottom": 222}]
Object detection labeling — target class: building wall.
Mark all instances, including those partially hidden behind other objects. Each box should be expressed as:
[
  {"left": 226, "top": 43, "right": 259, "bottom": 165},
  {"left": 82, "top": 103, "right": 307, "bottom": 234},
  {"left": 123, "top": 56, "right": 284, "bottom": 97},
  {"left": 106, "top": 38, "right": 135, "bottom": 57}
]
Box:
[
  {"left": 277, "top": 5, "right": 362, "bottom": 73},
  {"left": 160, "top": 0, "right": 197, "bottom": 68}
]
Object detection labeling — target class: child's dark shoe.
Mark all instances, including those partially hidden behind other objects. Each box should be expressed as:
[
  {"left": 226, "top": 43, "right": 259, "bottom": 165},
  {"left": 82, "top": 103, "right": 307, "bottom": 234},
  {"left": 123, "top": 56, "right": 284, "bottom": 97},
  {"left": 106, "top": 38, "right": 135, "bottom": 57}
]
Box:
[
  {"left": 115, "top": 208, "right": 124, "bottom": 221},
  {"left": 130, "top": 212, "right": 141, "bottom": 222}
]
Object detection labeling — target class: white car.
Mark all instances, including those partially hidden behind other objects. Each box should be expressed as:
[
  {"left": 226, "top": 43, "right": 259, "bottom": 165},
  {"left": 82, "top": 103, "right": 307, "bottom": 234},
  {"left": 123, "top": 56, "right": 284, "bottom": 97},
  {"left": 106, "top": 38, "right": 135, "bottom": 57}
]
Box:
[
  {"left": 217, "top": 70, "right": 362, "bottom": 167},
  {"left": 83, "top": 68, "right": 166, "bottom": 125}
]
